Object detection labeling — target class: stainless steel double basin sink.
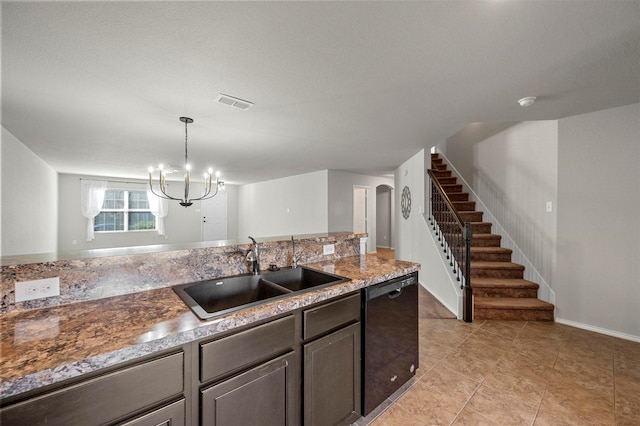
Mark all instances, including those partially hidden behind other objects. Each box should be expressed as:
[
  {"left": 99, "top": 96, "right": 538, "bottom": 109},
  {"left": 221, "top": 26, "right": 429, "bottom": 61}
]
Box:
[{"left": 173, "top": 267, "right": 350, "bottom": 320}]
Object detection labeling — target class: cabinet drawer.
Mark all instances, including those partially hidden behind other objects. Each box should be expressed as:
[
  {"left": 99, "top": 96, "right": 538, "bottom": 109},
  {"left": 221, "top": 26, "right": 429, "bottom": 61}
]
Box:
[
  {"left": 200, "top": 315, "right": 295, "bottom": 383},
  {"left": 303, "top": 293, "right": 360, "bottom": 340},
  {"left": 119, "top": 398, "right": 185, "bottom": 426},
  {"left": 0, "top": 351, "right": 184, "bottom": 426}
]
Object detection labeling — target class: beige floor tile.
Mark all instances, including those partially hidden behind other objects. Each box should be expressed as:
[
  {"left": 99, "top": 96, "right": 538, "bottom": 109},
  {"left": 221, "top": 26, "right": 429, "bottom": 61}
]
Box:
[
  {"left": 482, "top": 367, "right": 546, "bottom": 407},
  {"left": 478, "top": 320, "right": 526, "bottom": 340},
  {"left": 549, "top": 367, "right": 614, "bottom": 400},
  {"left": 556, "top": 345, "right": 614, "bottom": 373},
  {"left": 394, "top": 380, "right": 464, "bottom": 425},
  {"left": 494, "top": 353, "right": 555, "bottom": 386},
  {"left": 533, "top": 410, "right": 582, "bottom": 426},
  {"left": 615, "top": 374, "right": 640, "bottom": 426},
  {"left": 369, "top": 404, "right": 424, "bottom": 426},
  {"left": 465, "top": 385, "right": 538, "bottom": 425},
  {"left": 521, "top": 321, "right": 571, "bottom": 339},
  {"left": 417, "top": 364, "right": 480, "bottom": 400},
  {"left": 615, "top": 350, "right": 640, "bottom": 381},
  {"left": 452, "top": 406, "right": 499, "bottom": 425},
  {"left": 439, "top": 348, "right": 500, "bottom": 382},
  {"left": 540, "top": 371, "right": 615, "bottom": 423},
  {"left": 614, "top": 338, "right": 640, "bottom": 356}
]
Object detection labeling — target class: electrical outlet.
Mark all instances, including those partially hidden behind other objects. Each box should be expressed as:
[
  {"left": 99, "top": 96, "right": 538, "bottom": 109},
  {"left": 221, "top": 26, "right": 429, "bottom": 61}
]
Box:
[
  {"left": 546, "top": 201, "right": 553, "bottom": 212},
  {"left": 323, "top": 244, "right": 335, "bottom": 255},
  {"left": 15, "top": 277, "right": 60, "bottom": 302}
]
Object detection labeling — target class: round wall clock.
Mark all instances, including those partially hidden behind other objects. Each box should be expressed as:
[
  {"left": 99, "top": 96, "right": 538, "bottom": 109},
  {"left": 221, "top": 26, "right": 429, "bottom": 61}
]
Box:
[{"left": 401, "top": 186, "right": 411, "bottom": 219}]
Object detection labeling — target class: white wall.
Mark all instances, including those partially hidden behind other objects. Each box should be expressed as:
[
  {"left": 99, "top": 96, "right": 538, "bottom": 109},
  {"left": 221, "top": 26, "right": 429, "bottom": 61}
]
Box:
[
  {"left": 225, "top": 184, "right": 239, "bottom": 240},
  {"left": 58, "top": 174, "right": 206, "bottom": 251},
  {"left": 395, "top": 149, "right": 459, "bottom": 314},
  {"left": 556, "top": 103, "right": 640, "bottom": 338},
  {"left": 446, "top": 121, "right": 558, "bottom": 285},
  {"left": 237, "top": 170, "right": 329, "bottom": 238},
  {"left": 1, "top": 127, "right": 58, "bottom": 256},
  {"left": 327, "top": 170, "right": 394, "bottom": 253}
]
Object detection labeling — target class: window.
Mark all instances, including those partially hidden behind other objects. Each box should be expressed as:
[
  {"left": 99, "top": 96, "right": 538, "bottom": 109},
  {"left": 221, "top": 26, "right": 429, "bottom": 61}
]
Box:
[{"left": 94, "top": 189, "right": 156, "bottom": 232}]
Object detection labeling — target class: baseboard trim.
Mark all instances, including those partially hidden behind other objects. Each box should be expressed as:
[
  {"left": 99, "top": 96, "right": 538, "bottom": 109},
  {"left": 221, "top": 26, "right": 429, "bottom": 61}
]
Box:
[{"left": 555, "top": 317, "right": 640, "bottom": 343}]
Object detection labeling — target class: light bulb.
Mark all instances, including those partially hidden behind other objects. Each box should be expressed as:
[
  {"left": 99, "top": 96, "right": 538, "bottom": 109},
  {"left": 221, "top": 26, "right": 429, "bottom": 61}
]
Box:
[{"left": 185, "top": 163, "right": 192, "bottom": 171}]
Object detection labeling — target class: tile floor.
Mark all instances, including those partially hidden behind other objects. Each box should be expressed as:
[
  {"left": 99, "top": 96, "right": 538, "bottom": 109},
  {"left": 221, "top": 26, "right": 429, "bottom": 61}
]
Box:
[{"left": 356, "top": 257, "right": 640, "bottom": 425}]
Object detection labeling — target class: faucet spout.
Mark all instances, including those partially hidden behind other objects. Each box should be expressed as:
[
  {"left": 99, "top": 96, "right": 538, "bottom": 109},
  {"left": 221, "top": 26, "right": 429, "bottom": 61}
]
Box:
[
  {"left": 291, "top": 236, "right": 298, "bottom": 268},
  {"left": 248, "top": 236, "right": 260, "bottom": 274}
]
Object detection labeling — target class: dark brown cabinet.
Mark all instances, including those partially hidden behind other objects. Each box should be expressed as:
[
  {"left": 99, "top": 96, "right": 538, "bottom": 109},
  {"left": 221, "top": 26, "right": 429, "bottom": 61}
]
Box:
[
  {"left": 196, "top": 315, "right": 299, "bottom": 426},
  {"left": 302, "top": 293, "right": 361, "bottom": 426},
  {"left": 201, "top": 352, "right": 297, "bottom": 426},
  {"left": 304, "top": 323, "right": 361, "bottom": 426}
]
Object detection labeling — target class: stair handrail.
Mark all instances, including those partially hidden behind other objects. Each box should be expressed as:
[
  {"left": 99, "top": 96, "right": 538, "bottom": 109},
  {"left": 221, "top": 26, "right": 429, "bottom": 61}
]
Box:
[{"left": 427, "top": 162, "right": 473, "bottom": 322}]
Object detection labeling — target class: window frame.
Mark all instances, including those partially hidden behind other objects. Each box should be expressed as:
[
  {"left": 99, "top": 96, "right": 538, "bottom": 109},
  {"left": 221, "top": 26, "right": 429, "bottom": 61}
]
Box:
[{"left": 94, "top": 188, "right": 157, "bottom": 233}]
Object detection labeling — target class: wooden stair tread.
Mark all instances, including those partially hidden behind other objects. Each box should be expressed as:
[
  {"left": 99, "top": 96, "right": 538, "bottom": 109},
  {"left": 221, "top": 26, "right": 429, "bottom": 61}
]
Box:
[
  {"left": 471, "top": 277, "right": 539, "bottom": 288},
  {"left": 474, "top": 297, "right": 554, "bottom": 310},
  {"left": 471, "top": 261, "right": 524, "bottom": 269}
]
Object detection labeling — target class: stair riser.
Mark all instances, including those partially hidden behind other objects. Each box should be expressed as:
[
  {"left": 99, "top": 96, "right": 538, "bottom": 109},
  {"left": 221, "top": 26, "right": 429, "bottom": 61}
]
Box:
[
  {"left": 472, "top": 288, "right": 538, "bottom": 298},
  {"left": 437, "top": 177, "right": 457, "bottom": 185},
  {"left": 471, "top": 223, "right": 492, "bottom": 233},
  {"left": 453, "top": 201, "right": 476, "bottom": 211},
  {"left": 471, "top": 268, "right": 524, "bottom": 279},
  {"left": 441, "top": 184, "right": 463, "bottom": 194},
  {"left": 435, "top": 164, "right": 447, "bottom": 171},
  {"left": 433, "top": 170, "right": 452, "bottom": 177},
  {"left": 471, "top": 236, "right": 501, "bottom": 247},
  {"left": 445, "top": 193, "right": 469, "bottom": 201},
  {"left": 470, "top": 252, "right": 512, "bottom": 262},
  {"left": 474, "top": 308, "right": 554, "bottom": 321},
  {"left": 459, "top": 211, "right": 483, "bottom": 222}
]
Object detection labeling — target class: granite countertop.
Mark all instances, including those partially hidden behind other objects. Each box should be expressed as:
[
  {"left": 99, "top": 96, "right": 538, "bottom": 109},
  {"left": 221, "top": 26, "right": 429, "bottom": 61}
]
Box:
[{"left": 0, "top": 255, "right": 419, "bottom": 400}]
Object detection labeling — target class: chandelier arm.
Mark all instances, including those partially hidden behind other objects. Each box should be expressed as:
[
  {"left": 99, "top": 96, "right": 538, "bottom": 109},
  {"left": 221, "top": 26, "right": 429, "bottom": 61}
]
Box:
[
  {"left": 190, "top": 177, "right": 220, "bottom": 202},
  {"left": 154, "top": 172, "right": 184, "bottom": 202}
]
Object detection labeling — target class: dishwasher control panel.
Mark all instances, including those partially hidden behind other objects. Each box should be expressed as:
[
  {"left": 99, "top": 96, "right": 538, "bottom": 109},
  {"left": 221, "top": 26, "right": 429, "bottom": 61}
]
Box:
[{"left": 399, "top": 276, "right": 416, "bottom": 288}]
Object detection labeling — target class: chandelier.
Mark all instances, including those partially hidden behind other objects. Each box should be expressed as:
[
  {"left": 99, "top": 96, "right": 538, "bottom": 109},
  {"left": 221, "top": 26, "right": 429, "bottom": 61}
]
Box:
[{"left": 148, "top": 117, "right": 223, "bottom": 207}]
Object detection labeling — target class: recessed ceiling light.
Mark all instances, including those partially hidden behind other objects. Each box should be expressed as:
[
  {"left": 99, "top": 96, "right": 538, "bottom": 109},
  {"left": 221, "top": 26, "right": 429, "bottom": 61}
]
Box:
[
  {"left": 215, "top": 94, "right": 254, "bottom": 110},
  {"left": 517, "top": 96, "right": 536, "bottom": 107}
]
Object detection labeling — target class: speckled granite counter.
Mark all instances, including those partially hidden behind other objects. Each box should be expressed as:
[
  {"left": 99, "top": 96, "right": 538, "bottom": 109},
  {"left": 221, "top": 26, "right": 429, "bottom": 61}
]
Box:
[{"left": 0, "top": 255, "right": 419, "bottom": 400}]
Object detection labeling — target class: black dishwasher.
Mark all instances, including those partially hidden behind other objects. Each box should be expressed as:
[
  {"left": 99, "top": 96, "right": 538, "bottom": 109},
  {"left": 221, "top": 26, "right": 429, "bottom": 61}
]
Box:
[{"left": 361, "top": 272, "right": 418, "bottom": 416}]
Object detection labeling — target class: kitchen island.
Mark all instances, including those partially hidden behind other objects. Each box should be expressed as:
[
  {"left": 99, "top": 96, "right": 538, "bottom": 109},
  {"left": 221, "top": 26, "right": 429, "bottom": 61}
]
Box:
[{"left": 1, "top": 254, "right": 419, "bottom": 425}]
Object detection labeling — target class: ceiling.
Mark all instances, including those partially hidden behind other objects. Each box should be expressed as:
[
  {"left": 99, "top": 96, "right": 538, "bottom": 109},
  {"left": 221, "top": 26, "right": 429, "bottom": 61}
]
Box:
[{"left": 2, "top": 1, "right": 639, "bottom": 185}]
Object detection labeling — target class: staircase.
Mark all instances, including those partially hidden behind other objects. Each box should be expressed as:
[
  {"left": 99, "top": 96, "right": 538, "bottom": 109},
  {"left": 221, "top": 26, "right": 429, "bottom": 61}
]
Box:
[{"left": 431, "top": 154, "right": 554, "bottom": 321}]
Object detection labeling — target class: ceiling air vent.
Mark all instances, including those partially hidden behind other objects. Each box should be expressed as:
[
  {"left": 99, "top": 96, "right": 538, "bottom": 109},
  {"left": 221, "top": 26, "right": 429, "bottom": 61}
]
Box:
[{"left": 215, "top": 94, "right": 254, "bottom": 110}]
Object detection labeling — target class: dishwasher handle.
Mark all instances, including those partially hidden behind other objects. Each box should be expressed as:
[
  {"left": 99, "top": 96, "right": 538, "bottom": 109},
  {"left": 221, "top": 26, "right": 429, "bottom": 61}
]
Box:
[
  {"left": 388, "top": 289, "right": 403, "bottom": 299},
  {"left": 366, "top": 275, "right": 416, "bottom": 300}
]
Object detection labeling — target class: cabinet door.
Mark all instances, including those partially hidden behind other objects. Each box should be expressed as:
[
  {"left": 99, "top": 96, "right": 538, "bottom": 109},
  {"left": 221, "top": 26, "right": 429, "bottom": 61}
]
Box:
[
  {"left": 304, "top": 323, "right": 361, "bottom": 426},
  {"left": 201, "top": 351, "right": 299, "bottom": 426}
]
